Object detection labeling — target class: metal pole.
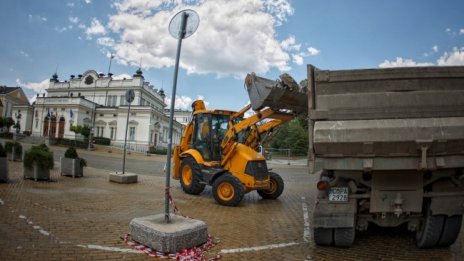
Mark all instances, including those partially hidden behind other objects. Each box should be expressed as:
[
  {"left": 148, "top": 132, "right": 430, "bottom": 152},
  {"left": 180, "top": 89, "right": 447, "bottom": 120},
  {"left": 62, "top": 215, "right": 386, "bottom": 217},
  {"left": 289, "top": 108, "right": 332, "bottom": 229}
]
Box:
[
  {"left": 287, "top": 149, "right": 290, "bottom": 165},
  {"left": 108, "top": 54, "right": 114, "bottom": 75},
  {"left": 122, "top": 102, "right": 131, "bottom": 174},
  {"left": 165, "top": 12, "right": 188, "bottom": 223}
]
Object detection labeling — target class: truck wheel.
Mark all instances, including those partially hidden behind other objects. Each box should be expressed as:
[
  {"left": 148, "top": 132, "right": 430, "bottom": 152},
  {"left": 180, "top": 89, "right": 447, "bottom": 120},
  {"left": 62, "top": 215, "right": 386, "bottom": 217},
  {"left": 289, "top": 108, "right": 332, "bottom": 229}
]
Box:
[
  {"left": 334, "top": 227, "right": 355, "bottom": 247},
  {"left": 314, "top": 228, "right": 333, "bottom": 246},
  {"left": 416, "top": 205, "right": 445, "bottom": 248},
  {"left": 257, "top": 172, "right": 284, "bottom": 199},
  {"left": 212, "top": 174, "right": 244, "bottom": 206},
  {"left": 438, "top": 215, "right": 463, "bottom": 247},
  {"left": 179, "top": 157, "right": 205, "bottom": 195}
]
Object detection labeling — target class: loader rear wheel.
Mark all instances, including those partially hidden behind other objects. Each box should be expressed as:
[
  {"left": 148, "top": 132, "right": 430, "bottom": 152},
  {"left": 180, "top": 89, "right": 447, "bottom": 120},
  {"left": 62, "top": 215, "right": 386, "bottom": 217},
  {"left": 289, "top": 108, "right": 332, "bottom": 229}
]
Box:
[
  {"left": 314, "top": 228, "right": 333, "bottom": 246},
  {"left": 179, "top": 157, "right": 205, "bottom": 195},
  {"left": 438, "top": 215, "right": 463, "bottom": 247},
  {"left": 416, "top": 204, "right": 445, "bottom": 248},
  {"left": 212, "top": 174, "right": 244, "bottom": 206},
  {"left": 257, "top": 172, "right": 284, "bottom": 199},
  {"left": 334, "top": 227, "right": 355, "bottom": 247}
]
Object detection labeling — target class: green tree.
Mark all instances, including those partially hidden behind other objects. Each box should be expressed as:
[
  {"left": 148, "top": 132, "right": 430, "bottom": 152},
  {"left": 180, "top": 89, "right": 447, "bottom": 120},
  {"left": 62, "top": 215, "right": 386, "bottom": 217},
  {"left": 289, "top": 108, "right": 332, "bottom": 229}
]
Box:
[
  {"left": 264, "top": 116, "right": 308, "bottom": 155},
  {"left": 2, "top": 117, "right": 15, "bottom": 133}
]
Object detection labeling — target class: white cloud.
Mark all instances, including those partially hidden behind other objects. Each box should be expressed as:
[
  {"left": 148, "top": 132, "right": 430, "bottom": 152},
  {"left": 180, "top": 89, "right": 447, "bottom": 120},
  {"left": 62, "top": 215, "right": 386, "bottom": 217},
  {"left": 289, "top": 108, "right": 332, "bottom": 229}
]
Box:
[
  {"left": 437, "top": 47, "right": 464, "bottom": 66},
  {"left": 379, "top": 57, "right": 434, "bottom": 68},
  {"left": 85, "top": 18, "right": 106, "bottom": 39},
  {"left": 382, "top": 46, "right": 464, "bottom": 68},
  {"left": 165, "top": 95, "right": 210, "bottom": 110},
  {"left": 112, "top": 73, "right": 132, "bottom": 80},
  {"left": 281, "top": 35, "right": 300, "bottom": 51},
  {"left": 19, "top": 50, "right": 29, "bottom": 58},
  {"left": 16, "top": 78, "right": 49, "bottom": 94},
  {"left": 460, "top": 29, "right": 464, "bottom": 35},
  {"left": 55, "top": 26, "right": 68, "bottom": 33},
  {"left": 262, "top": 0, "right": 294, "bottom": 26},
  {"left": 97, "top": 37, "right": 115, "bottom": 47},
  {"left": 84, "top": 0, "right": 92, "bottom": 4},
  {"left": 307, "top": 47, "right": 320, "bottom": 56},
  {"left": 292, "top": 54, "right": 303, "bottom": 65},
  {"left": 28, "top": 14, "right": 47, "bottom": 23},
  {"left": 99, "top": 0, "right": 295, "bottom": 77},
  {"left": 69, "top": 16, "right": 79, "bottom": 24},
  {"left": 67, "top": 2, "right": 75, "bottom": 7}
]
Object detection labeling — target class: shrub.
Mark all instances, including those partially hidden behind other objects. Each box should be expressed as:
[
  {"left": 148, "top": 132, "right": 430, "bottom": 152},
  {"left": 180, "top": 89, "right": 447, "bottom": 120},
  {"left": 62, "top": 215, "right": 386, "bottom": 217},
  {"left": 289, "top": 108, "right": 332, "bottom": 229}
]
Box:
[
  {"left": 147, "top": 147, "right": 168, "bottom": 155},
  {"left": 5, "top": 141, "right": 22, "bottom": 157},
  {"left": 0, "top": 143, "right": 6, "bottom": 157},
  {"left": 0, "top": 133, "right": 13, "bottom": 139},
  {"left": 94, "top": 137, "right": 111, "bottom": 145},
  {"left": 23, "top": 144, "right": 54, "bottom": 170},
  {"left": 64, "top": 146, "right": 87, "bottom": 167}
]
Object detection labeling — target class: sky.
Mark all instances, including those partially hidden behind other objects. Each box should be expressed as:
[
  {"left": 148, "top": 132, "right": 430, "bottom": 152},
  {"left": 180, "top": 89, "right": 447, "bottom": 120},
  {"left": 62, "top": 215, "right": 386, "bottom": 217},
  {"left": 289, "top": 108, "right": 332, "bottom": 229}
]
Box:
[{"left": 1, "top": 0, "right": 464, "bottom": 111}]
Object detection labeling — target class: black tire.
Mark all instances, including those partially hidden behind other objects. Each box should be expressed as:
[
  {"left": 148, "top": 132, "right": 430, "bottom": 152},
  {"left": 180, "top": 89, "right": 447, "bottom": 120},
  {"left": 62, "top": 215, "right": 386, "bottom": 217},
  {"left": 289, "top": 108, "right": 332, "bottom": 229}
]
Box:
[
  {"left": 334, "top": 227, "right": 355, "bottom": 247},
  {"left": 257, "top": 172, "right": 284, "bottom": 199},
  {"left": 314, "top": 228, "right": 333, "bottom": 246},
  {"left": 179, "top": 157, "right": 205, "bottom": 195},
  {"left": 438, "top": 215, "right": 463, "bottom": 247},
  {"left": 416, "top": 205, "right": 445, "bottom": 249},
  {"left": 212, "top": 174, "right": 244, "bottom": 206}
]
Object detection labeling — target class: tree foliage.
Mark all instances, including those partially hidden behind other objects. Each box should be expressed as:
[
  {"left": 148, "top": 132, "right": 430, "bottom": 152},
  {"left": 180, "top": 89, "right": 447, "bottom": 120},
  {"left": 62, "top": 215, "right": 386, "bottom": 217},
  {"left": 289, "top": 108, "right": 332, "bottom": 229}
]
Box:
[
  {"left": 0, "top": 117, "right": 15, "bottom": 132},
  {"left": 264, "top": 114, "right": 308, "bottom": 155},
  {"left": 70, "top": 124, "right": 91, "bottom": 138}
]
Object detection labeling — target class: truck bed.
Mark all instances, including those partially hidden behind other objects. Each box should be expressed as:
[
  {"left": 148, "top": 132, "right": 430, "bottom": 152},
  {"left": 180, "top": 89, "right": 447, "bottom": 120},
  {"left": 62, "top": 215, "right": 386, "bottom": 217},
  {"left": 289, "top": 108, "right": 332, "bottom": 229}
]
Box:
[{"left": 307, "top": 65, "right": 464, "bottom": 171}]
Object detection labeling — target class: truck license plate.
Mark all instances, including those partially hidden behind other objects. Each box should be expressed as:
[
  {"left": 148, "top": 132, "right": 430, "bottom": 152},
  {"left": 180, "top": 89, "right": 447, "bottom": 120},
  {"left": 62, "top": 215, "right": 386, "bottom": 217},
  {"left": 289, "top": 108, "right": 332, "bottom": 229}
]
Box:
[{"left": 328, "top": 187, "right": 349, "bottom": 202}]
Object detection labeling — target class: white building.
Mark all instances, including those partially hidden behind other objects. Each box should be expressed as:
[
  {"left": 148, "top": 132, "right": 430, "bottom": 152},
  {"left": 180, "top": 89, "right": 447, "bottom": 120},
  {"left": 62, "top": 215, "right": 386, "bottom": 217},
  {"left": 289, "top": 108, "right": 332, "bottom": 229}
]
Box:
[
  {"left": 29, "top": 69, "right": 183, "bottom": 152},
  {"left": 166, "top": 109, "right": 191, "bottom": 126}
]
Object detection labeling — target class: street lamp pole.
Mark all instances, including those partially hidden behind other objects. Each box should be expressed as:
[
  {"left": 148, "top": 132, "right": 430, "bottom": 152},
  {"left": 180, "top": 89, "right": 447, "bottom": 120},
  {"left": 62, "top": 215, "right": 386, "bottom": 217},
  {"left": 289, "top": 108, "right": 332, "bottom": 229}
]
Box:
[{"left": 164, "top": 11, "right": 189, "bottom": 223}]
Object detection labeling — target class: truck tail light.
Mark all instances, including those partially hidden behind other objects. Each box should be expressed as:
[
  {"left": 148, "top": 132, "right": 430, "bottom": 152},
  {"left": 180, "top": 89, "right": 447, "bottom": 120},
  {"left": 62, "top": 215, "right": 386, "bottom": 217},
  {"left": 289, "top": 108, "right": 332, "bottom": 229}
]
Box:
[{"left": 317, "top": 181, "right": 329, "bottom": 191}]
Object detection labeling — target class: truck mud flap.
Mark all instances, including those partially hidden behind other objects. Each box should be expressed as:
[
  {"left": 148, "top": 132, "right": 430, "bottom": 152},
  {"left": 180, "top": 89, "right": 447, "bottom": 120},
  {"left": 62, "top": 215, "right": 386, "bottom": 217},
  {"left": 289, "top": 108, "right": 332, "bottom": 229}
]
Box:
[
  {"left": 313, "top": 198, "right": 357, "bottom": 228},
  {"left": 245, "top": 73, "right": 307, "bottom": 114}
]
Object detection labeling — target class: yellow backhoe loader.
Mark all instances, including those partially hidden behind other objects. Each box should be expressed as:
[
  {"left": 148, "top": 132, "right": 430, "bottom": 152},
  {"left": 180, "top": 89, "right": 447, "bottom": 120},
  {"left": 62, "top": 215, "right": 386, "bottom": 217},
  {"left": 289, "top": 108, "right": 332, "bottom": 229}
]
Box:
[{"left": 172, "top": 73, "right": 307, "bottom": 206}]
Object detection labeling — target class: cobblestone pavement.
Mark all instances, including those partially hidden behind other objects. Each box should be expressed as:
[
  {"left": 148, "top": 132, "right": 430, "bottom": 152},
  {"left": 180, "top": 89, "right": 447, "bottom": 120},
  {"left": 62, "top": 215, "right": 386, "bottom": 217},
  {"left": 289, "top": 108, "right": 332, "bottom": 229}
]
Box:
[{"left": 0, "top": 156, "right": 463, "bottom": 260}]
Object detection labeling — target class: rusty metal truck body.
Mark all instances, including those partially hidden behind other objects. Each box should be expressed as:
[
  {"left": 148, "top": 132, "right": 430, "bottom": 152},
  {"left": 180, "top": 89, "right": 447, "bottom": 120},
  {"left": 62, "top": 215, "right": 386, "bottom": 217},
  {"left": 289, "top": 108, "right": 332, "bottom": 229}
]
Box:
[{"left": 307, "top": 65, "right": 464, "bottom": 248}]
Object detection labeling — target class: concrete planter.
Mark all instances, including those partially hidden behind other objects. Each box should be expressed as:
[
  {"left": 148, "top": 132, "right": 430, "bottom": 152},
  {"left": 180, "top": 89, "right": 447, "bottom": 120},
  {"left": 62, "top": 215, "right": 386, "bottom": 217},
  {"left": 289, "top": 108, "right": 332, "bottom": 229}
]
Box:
[
  {"left": 0, "top": 157, "right": 8, "bottom": 182},
  {"left": 109, "top": 172, "right": 138, "bottom": 184},
  {"left": 7, "top": 150, "right": 22, "bottom": 161},
  {"left": 23, "top": 162, "right": 50, "bottom": 181},
  {"left": 60, "top": 157, "right": 84, "bottom": 178}
]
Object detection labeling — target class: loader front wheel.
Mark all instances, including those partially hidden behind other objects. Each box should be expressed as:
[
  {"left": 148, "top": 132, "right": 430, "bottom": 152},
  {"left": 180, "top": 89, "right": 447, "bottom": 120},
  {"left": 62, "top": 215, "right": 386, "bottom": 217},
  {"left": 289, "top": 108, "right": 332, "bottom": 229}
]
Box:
[
  {"left": 179, "top": 157, "right": 205, "bottom": 195},
  {"left": 257, "top": 172, "right": 284, "bottom": 199},
  {"left": 212, "top": 174, "right": 244, "bottom": 206}
]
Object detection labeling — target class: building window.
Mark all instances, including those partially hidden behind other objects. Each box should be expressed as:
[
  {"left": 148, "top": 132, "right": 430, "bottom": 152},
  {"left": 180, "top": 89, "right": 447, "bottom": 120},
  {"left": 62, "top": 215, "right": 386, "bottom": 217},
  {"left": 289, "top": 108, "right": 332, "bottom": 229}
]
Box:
[
  {"left": 107, "top": 95, "right": 117, "bottom": 107},
  {"left": 96, "top": 127, "right": 104, "bottom": 137},
  {"left": 110, "top": 127, "right": 116, "bottom": 140},
  {"left": 129, "top": 127, "right": 135, "bottom": 141},
  {"left": 120, "top": 95, "right": 127, "bottom": 106},
  {"left": 35, "top": 119, "right": 39, "bottom": 129}
]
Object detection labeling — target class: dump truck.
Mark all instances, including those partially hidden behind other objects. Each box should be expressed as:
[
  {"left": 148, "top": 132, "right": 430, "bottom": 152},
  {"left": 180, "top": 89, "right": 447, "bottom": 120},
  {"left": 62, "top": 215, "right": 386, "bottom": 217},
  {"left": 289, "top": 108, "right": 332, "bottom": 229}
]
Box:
[
  {"left": 306, "top": 64, "right": 464, "bottom": 248},
  {"left": 172, "top": 73, "right": 307, "bottom": 206}
]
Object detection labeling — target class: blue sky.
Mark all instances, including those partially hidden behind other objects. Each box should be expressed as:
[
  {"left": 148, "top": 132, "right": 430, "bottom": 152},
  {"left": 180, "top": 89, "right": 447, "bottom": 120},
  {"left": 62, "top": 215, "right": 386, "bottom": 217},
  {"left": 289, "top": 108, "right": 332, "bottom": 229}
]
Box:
[{"left": 1, "top": 0, "right": 463, "bottom": 110}]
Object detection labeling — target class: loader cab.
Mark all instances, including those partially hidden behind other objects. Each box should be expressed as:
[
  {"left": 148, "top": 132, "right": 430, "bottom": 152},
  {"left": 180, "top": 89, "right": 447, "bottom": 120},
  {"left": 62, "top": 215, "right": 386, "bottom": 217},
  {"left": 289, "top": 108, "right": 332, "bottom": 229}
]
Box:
[{"left": 192, "top": 113, "right": 230, "bottom": 161}]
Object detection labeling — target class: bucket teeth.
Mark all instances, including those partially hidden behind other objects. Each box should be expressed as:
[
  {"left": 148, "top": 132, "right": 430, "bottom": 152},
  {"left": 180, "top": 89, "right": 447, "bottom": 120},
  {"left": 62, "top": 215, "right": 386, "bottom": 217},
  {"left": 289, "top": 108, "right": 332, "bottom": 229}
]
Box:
[{"left": 245, "top": 73, "right": 308, "bottom": 114}]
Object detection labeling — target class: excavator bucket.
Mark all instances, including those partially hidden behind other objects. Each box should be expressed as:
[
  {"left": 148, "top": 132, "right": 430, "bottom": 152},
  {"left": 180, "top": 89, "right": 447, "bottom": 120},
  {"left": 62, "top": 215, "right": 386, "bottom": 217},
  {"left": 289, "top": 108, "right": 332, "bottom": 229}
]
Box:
[{"left": 244, "top": 73, "right": 308, "bottom": 114}]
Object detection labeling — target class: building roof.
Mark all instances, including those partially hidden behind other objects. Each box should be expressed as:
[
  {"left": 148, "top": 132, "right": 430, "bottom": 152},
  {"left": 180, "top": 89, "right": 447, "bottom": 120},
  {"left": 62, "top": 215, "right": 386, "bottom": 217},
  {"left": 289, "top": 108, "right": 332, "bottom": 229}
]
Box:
[{"left": 0, "top": 86, "right": 20, "bottom": 95}]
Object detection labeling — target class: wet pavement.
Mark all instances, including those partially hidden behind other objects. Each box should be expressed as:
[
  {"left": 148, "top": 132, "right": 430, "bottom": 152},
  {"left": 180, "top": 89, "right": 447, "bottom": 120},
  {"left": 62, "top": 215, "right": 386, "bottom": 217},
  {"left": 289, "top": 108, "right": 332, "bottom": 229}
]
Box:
[{"left": 0, "top": 144, "right": 462, "bottom": 260}]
